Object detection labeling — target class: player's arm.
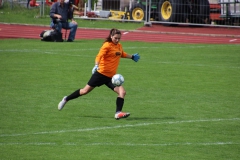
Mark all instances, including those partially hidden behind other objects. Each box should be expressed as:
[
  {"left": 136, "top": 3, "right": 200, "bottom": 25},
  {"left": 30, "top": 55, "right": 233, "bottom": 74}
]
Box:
[
  {"left": 123, "top": 52, "right": 140, "bottom": 62},
  {"left": 94, "top": 45, "right": 106, "bottom": 65},
  {"left": 121, "top": 43, "right": 140, "bottom": 62},
  {"left": 92, "top": 54, "right": 102, "bottom": 74},
  {"left": 95, "top": 53, "right": 102, "bottom": 65},
  {"left": 125, "top": 54, "right": 132, "bottom": 59},
  {"left": 92, "top": 43, "right": 107, "bottom": 74}
]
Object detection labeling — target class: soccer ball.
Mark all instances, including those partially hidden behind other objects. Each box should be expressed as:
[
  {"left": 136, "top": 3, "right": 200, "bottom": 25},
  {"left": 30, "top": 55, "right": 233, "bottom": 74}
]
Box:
[{"left": 112, "top": 74, "right": 124, "bottom": 86}]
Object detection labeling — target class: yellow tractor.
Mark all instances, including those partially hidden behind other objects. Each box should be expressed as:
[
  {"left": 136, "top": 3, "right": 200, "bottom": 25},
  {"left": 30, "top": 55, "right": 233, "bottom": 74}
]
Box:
[{"left": 130, "top": 0, "right": 210, "bottom": 24}]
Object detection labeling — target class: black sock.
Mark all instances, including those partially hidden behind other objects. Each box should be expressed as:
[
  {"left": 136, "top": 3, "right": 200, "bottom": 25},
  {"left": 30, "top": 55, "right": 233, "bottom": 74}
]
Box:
[
  {"left": 116, "top": 97, "right": 124, "bottom": 113},
  {"left": 66, "top": 89, "right": 81, "bottom": 101}
]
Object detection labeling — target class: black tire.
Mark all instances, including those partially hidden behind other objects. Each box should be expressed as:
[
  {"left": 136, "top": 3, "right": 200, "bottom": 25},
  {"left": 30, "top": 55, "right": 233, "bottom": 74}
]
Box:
[
  {"left": 130, "top": 4, "right": 146, "bottom": 21},
  {"left": 158, "top": 0, "right": 184, "bottom": 23}
]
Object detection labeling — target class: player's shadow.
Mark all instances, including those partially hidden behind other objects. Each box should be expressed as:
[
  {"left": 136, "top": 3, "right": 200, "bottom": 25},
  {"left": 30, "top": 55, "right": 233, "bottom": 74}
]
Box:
[
  {"left": 81, "top": 115, "right": 175, "bottom": 121},
  {"left": 125, "top": 116, "right": 175, "bottom": 121}
]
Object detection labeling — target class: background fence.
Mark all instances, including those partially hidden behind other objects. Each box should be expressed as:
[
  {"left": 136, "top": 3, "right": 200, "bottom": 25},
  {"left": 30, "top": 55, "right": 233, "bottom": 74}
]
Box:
[
  {"left": 1, "top": 0, "right": 50, "bottom": 17},
  {"left": 1, "top": 0, "right": 240, "bottom": 27}
]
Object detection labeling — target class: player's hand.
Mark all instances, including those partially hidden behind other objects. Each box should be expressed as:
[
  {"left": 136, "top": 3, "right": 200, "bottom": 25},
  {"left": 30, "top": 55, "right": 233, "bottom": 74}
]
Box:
[
  {"left": 92, "top": 65, "right": 99, "bottom": 74},
  {"left": 132, "top": 53, "right": 140, "bottom": 62}
]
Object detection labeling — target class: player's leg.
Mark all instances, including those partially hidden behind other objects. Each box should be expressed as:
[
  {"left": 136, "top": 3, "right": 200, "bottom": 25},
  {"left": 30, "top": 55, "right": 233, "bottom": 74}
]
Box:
[
  {"left": 58, "top": 72, "right": 102, "bottom": 110},
  {"left": 113, "top": 86, "right": 130, "bottom": 120},
  {"left": 68, "top": 85, "right": 94, "bottom": 99},
  {"left": 58, "top": 85, "right": 94, "bottom": 110},
  {"left": 114, "top": 86, "right": 126, "bottom": 112},
  {"left": 114, "top": 85, "right": 126, "bottom": 98}
]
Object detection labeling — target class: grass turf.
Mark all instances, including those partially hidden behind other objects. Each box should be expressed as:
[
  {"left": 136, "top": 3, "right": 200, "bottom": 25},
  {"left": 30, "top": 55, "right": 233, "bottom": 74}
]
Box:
[{"left": 0, "top": 39, "right": 239, "bottom": 159}]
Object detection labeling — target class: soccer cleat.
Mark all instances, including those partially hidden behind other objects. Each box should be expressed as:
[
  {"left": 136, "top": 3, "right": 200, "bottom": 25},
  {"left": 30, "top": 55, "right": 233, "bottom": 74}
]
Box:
[
  {"left": 115, "top": 112, "right": 130, "bottom": 120},
  {"left": 58, "top": 96, "right": 67, "bottom": 111}
]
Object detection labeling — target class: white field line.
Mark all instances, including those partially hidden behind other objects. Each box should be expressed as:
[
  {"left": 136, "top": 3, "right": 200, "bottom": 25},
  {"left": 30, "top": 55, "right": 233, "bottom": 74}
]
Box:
[
  {"left": 155, "top": 61, "right": 240, "bottom": 69},
  {"left": 0, "top": 118, "right": 239, "bottom": 138},
  {"left": 1, "top": 47, "right": 239, "bottom": 69},
  {"left": 85, "top": 142, "right": 240, "bottom": 146},
  {"left": 229, "top": 39, "right": 237, "bottom": 42},
  {"left": 0, "top": 142, "right": 239, "bottom": 146},
  {"left": 0, "top": 44, "right": 239, "bottom": 53}
]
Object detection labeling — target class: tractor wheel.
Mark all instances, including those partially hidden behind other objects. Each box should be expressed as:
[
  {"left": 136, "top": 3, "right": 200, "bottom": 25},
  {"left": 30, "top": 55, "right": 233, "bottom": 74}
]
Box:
[
  {"left": 130, "top": 4, "right": 146, "bottom": 21},
  {"left": 158, "top": 0, "right": 184, "bottom": 23}
]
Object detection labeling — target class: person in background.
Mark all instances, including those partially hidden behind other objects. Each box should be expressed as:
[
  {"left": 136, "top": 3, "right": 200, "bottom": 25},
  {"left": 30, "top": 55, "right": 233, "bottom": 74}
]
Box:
[
  {"left": 27, "top": 0, "right": 30, "bottom": 8},
  {"left": 50, "top": 0, "right": 78, "bottom": 42},
  {"left": 58, "top": 28, "right": 140, "bottom": 120}
]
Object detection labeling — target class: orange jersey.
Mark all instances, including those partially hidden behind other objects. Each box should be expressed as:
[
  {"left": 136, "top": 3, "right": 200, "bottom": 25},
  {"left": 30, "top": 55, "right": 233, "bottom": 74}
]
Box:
[{"left": 95, "top": 42, "right": 127, "bottom": 78}]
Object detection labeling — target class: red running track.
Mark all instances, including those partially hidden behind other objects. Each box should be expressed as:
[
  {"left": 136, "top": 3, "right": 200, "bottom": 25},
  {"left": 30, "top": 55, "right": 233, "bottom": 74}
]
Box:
[{"left": 0, "top": 23, "right": 239, "bottom": 44}]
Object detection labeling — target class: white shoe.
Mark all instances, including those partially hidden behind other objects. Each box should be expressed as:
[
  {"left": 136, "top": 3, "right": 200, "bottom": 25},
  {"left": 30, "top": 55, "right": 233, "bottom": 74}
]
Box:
[
  {"left": 58, "top": 96, "right": 67, "bottom": 110},
  {"left": 115, "top": 112, "right": 130, "bottom": 120}
]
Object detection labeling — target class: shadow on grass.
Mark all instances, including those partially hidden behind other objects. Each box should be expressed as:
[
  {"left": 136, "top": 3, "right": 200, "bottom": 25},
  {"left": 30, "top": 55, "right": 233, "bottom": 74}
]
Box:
[
  {"left": 126, "top": 116, "right": 176, "bottom": 121},
  {"left": 80, "top": 115, "right": 175, "bottom": 121}
]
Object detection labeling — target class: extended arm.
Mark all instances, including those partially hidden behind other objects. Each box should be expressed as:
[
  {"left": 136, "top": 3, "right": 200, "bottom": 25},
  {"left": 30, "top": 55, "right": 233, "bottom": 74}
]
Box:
[{"left": 125, "top": 53, "right": 140, "bottom": 62}]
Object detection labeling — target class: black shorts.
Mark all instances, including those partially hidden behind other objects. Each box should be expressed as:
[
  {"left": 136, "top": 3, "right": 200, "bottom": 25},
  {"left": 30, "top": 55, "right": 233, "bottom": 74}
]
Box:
[{"left": 88, "top": 71, "right": 115, "bottom": 90}]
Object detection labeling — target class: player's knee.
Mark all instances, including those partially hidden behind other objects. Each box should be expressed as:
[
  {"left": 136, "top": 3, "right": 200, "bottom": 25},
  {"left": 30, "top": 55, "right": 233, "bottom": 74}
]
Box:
[
  {"left": 121, "top": 90, "right": 126, "bottom": 97},
  {"left": 124, "top": 90, "right": 126, "bottom": 96}
]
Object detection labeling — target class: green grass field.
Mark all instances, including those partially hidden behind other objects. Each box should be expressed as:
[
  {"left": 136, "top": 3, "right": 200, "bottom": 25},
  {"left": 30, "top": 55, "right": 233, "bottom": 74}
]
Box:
[{"left": 0, "top": 39, "right": 239, "bottom": 159}]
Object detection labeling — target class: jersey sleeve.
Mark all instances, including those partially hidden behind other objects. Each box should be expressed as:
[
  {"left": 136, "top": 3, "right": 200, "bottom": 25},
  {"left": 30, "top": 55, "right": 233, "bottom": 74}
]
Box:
[
  {"left": 119, "top": 43, "right": 128, "bottom": 58},
  {"left": 121, "top": 51, "right": 128, "bottom": 58},
  {"left": 95, "top": 42, "right": 109, "bottom": 63}
]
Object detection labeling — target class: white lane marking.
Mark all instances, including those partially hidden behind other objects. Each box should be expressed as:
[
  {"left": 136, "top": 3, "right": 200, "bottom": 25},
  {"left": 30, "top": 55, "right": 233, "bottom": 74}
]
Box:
[
  {"left": 0, "top": 118, "right": 239, "bottom": 138},
  {"left": 0, "top": 142, "right": 239, "bottom": 146},
  {"left": 229, "top": 39, "right": 237, "bottom": 42},
  {"left": 85, "top": 142, "right": 240, "bottom": 146},
  {"left": 1, "top": 44, "right": 238, "bottom": 53}
]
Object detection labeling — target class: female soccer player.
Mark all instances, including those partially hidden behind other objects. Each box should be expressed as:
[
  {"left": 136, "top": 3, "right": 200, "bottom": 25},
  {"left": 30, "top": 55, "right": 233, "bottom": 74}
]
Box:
[{"left": 58, "top": 28, "right": 140, "bottom": 120}]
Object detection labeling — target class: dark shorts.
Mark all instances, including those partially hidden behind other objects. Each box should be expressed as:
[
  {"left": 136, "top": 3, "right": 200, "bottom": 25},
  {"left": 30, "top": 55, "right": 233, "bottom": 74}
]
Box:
[{"left": 88, "top": 71, "right": 115, "bottom": 90}]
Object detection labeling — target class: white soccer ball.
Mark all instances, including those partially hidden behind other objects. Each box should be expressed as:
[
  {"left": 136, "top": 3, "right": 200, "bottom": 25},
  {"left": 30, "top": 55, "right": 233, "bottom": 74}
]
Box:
[{"left": 112, "top": 74, "right": 124, "bottom": 86}]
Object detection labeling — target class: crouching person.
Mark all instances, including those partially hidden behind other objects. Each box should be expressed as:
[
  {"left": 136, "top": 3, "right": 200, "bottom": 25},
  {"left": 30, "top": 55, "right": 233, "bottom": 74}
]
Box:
[{"left": 50, "top": 0, "right": 78, "bottom": 42}]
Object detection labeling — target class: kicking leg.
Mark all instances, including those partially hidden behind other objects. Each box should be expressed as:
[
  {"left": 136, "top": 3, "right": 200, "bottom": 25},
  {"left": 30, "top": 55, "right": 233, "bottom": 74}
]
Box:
[
  {"left": 58, "top": 85, "right": 94, "bottom": 110},
  {"left": 113, "top": 86, "right": 130, "bottom": 120}
]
